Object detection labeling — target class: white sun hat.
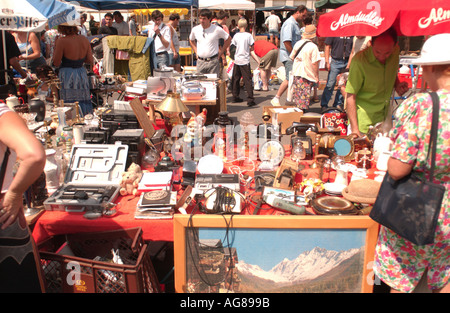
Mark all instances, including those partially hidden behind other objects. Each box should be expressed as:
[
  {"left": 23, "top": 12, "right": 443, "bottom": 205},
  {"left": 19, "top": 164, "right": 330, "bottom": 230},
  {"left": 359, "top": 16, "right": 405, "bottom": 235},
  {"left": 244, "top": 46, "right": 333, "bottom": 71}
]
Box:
[{"left": 414, "top": 33, "right": 450, "bottom": 65}]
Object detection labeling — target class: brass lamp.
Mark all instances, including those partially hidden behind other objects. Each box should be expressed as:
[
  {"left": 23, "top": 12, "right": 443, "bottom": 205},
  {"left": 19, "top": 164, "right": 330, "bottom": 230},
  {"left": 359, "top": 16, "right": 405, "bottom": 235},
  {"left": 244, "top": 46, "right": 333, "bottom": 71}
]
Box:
[{"left": 155, "top": 92, "right": 189, "bottom": 125}]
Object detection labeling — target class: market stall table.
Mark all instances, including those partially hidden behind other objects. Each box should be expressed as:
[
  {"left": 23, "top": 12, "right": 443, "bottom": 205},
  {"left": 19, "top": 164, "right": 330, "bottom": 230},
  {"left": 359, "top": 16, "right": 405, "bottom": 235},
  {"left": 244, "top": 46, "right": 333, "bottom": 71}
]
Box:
[
  {"left": 32, "top": 194, "right": 174, "bottom": 244},
  {"left": 32, "top": 148, "right": 381, "bottom": 244}
]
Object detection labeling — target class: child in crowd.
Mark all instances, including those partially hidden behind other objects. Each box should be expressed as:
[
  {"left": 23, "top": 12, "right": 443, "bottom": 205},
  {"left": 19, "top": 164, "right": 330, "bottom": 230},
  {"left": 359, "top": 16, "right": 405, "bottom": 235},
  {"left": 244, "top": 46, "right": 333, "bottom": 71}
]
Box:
[{"left": 230, "top": 19, "right": 258, "bottom": 107}]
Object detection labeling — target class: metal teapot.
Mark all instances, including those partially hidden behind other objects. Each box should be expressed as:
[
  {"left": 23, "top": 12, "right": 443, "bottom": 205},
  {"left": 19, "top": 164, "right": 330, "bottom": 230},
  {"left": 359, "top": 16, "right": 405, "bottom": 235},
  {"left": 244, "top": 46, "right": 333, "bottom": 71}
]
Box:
[{"left": 29, "top": 97, "right": 46, "bottom": 122}]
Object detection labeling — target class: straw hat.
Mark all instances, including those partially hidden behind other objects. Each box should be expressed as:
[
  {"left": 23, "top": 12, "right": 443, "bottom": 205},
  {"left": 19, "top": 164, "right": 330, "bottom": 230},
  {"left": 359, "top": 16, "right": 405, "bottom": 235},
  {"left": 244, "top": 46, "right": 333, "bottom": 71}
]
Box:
[
  {"left": 414, "top": 33, "right": 450, "bottom": 66},
  {"left": 342, "top": 179, "right": 381, "bottom": 204},
  {"left": 303, "top": 25, "right": 317, "bottom": 40}
]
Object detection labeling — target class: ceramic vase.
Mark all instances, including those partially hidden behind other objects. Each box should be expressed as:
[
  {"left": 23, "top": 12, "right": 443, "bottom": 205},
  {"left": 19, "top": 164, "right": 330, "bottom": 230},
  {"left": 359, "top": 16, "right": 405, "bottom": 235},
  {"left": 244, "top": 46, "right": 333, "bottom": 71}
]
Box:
[{"left": 44, "top": 149, "right": 60, "bottom": 195}]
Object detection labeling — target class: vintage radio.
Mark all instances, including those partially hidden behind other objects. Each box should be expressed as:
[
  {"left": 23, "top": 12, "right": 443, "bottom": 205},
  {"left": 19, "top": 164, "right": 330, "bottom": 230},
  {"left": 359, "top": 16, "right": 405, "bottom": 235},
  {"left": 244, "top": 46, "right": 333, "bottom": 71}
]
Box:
[{"left": 194, "top": 174, "right": 240, "bottom": 191}]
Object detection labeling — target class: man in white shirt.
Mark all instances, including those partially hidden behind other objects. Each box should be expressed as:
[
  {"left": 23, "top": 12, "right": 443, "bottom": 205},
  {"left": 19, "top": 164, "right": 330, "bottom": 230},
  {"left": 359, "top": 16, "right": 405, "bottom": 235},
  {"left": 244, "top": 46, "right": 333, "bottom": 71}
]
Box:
[
  {"left": 148, "top": 10, "right": 172, "bottom": 69},
  {"left": 79, "top": 13, "right": 88, "bottom": 37},
  {"left": 112, "top": 11, "right": 129, "bottom": 36},
  {"left": 231, "top": 19, "right": 258, "bottom": 107},
  {"left": 290, "top": 25, "right": 321, "bottom": 111},
  {"left": 189, "top": 9, "right": 231, "bottom": 78},
  {"left": 265, "top": 11, "right": 281, "bottom": 47}
]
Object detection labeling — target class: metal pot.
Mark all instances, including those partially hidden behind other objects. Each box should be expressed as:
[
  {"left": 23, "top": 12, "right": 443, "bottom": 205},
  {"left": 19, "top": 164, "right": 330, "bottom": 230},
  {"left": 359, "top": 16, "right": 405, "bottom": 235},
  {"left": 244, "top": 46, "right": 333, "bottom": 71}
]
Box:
[
  {"left": 88, "top": 73, "right": 99, "bottom": 89},
  {"left": 29, "top": 98, "right": 46, "bottom": 122}
]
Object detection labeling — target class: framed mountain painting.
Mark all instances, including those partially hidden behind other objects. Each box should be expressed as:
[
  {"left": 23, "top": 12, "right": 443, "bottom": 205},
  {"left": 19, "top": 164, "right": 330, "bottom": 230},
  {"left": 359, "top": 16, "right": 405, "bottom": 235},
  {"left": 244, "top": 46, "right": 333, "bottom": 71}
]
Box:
[{"left": 173, "top": 215, "right": 379, "bottom": 293}]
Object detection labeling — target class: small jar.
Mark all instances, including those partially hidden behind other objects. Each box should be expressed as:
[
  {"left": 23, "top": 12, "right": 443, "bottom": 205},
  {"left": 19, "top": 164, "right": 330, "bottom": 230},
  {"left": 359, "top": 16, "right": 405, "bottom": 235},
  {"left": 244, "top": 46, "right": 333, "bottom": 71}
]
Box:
[
  {"left": 291, "top": 137, "right": 306, "bottom": 162},
  {"left": 61, "top": 126, "right": 73, "bottom": 153}
]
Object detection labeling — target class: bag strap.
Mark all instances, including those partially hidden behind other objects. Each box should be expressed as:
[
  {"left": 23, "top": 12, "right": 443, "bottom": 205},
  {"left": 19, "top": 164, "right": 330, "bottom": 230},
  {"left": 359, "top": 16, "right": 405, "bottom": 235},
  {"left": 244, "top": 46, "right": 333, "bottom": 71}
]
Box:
[
  {"left": 292, "top": 40, "right": 311, "bottom": 60},
  {"left": 427, "top": 91, "right": 440, "bottom": 182},
  {"left": 0, "top": 148, "right": 10, "bottom": 191}
]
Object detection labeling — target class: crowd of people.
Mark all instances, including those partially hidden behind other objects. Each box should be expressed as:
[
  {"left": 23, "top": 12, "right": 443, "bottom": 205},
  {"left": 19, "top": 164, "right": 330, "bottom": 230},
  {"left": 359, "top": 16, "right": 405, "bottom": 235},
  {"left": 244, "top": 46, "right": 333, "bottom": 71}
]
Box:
[{"left": 0, "top": 6, "right": 448, "bottom": 294}]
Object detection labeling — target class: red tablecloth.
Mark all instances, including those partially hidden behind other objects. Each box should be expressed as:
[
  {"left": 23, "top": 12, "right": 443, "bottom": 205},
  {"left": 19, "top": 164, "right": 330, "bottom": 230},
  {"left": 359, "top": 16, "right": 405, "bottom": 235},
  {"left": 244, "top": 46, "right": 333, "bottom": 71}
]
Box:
[
  {"left": 32, "top": 195, "right": 174, "bottom": 244},
  {"left": 32, "top": 152, "right": 379, "bottom": 244}
]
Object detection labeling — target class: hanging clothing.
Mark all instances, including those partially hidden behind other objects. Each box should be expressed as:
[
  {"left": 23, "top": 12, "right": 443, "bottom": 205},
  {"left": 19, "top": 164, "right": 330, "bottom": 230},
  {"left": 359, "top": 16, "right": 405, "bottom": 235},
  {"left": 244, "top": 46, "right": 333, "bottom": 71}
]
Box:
[{"left": 107, "top": 35, "right": 155, "bottom": 81}]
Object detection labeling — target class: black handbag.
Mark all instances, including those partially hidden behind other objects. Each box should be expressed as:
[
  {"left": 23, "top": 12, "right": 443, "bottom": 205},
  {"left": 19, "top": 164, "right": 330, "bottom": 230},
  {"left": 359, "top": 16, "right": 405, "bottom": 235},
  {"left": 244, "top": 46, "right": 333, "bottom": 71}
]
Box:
[{"left": 369, "top": 92, "right": 446, "bottom": 246}]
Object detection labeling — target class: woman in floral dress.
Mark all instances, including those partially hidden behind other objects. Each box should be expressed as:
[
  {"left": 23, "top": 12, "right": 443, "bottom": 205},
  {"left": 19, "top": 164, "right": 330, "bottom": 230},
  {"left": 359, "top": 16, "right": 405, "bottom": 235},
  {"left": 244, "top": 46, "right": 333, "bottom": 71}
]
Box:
[{"left": 373, "top": 34, "right": 450, "bottom": 293}]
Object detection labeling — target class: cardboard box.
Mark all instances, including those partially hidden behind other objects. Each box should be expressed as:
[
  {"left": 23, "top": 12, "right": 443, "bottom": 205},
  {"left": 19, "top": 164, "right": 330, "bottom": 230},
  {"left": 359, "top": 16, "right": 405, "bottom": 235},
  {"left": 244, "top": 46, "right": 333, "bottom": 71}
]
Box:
[{"left": 263, "top": 106, "right": 303, "bottom": 134}]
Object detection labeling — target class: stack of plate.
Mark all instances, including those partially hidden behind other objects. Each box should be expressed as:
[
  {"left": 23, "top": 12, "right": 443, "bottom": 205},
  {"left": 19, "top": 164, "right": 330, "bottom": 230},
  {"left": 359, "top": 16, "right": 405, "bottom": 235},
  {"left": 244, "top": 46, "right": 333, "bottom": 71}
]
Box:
[
  {"left": 323, "top": 182, "right": 346, "bottom": 196},
  {"left": 311, "top": 196, "right": 358, "bottom": 215}
]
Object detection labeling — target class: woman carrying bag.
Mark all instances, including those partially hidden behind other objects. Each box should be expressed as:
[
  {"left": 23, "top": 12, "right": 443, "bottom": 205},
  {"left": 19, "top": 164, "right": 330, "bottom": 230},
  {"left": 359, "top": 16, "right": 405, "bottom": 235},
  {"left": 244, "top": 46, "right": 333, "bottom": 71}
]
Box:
[{"left": 372, "top": 34, "right": 450, "bottom": 293}]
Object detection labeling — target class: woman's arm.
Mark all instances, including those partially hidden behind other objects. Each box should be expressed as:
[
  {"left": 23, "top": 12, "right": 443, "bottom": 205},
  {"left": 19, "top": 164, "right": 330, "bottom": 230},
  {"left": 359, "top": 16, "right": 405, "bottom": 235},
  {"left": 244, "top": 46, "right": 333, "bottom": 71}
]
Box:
[
  {"left": 0, "top": 111, "right": 45, "bottom": 229},
  {"left": 18, "top": 32, "right": 42, "bottom": 61},
  {"left": 387, "top": 157, "right": 414, "bottom": 181},
  {"left": 52, "top": 36, "right": 63, "bottom": 67}
]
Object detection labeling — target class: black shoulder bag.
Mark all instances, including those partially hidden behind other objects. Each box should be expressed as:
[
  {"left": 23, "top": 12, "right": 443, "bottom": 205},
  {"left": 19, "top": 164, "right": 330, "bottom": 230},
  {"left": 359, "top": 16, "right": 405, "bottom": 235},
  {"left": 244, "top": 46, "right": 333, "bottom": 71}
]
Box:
[{"left": 369, "top": 92, "right": 445, "bottom": 246}]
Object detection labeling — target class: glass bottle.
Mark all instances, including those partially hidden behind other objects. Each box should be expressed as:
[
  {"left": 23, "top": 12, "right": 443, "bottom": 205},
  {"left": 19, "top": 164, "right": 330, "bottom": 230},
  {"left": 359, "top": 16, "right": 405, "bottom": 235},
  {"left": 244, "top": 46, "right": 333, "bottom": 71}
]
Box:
[
  {"left": 44, "top": 149, "right": 60, "bottom": 195},
  {"left": 55, "top": 108, "right": 68, "bottom": 147},
  {"left": 291, "top": 137, "right": 306, "bottom": 162}
]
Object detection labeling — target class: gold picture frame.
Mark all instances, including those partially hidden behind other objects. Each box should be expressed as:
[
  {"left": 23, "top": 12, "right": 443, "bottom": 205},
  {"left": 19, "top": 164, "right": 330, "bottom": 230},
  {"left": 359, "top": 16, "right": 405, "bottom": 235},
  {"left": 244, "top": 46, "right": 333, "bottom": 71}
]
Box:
[{"left": 174, "top": 215, "right": 379, "bottom": 293}]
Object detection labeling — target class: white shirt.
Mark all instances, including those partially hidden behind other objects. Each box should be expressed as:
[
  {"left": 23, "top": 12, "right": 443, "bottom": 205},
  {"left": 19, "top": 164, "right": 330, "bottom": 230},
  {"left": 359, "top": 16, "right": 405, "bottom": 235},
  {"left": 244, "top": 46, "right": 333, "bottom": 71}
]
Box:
[
  {"left": 189, "top": 23, "right": 229, "bottom": 58},
  {"left": 113, "top": 21, "right": 129, "bottom": 36},
  {"left": 79, "top": 25, "right": 88, "bottom": 37},
  {"left": 265, "top": 14, "right": 281, "bottom": 31},
  {"left": 148, "top": 22, "right": 172, "bottom": 53},
  {"left": 231, "top": 32, "right": 254, "bottom": 65},
  {"left": 290, "top": 39, "right": 321, "bottom": 83}
]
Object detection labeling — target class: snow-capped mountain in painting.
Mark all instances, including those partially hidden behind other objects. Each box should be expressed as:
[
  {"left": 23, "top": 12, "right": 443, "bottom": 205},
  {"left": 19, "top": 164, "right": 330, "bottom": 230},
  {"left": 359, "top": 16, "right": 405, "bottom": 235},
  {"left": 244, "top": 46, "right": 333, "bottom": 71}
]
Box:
[{"left": 235, "top": 247, "right": 362, "bottom": 283}]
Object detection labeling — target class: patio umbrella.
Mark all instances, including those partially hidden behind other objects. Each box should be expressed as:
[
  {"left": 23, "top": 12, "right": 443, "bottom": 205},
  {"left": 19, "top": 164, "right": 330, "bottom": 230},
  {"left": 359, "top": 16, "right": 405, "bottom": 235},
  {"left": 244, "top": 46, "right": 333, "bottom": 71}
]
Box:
[
  {"left": 317, "top": 0, "right": 450, "bottom": 37},
  {"left": 1, "top": 0, "right": 78, "bottom": 83},
  {"left": 1, "top": 0, "right": 79, "bottom": 32}
]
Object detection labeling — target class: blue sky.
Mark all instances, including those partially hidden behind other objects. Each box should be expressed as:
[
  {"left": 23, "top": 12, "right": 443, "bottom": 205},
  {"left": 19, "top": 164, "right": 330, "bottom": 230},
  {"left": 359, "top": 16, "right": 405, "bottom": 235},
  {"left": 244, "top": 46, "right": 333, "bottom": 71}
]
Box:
[{"left": 199, "top": 228, "right": 366, "bottom": 271}]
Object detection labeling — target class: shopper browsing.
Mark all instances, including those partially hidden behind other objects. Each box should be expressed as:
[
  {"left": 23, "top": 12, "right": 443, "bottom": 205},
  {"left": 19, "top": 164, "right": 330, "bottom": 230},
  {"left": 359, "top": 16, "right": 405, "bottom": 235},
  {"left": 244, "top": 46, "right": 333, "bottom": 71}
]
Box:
[
  {"left": 252, "top": 40, "right": 279, "bottom": 91},
  {"left": 148, "top": 10, "right": 172, "bottom": 69},
  {"left": 265, "top": 10, "right": 281, "bottom": 47},
  {"left": 271, "top": 5, "right": 308, "bottom": 107},
  {"left": 373, "top": 33, "right": 450, "bottom": 293},
  {"left": 345, "top": 28, "right": 409, "bottom": 136},
  {"left": 230, "top": 19, "right": 258, "bottom": 107},
  {"left": 290, "top": 25, "right": 321, "bottom": 112},
  {"left": 189, "top": 9, "right": 231, "bottom": 78}
]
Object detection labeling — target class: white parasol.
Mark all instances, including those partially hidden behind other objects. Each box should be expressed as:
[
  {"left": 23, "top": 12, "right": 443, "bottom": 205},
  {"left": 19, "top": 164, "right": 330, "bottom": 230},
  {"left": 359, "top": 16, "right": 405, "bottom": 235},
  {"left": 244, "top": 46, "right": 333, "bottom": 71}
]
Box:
[{"left": 1, "top": 0, "right": 79, "bottom": 83}]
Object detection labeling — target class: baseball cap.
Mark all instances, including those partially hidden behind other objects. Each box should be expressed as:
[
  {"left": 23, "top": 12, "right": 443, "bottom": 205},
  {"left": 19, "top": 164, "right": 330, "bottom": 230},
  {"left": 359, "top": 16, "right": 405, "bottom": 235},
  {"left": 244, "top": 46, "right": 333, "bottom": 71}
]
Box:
[{"left": 414, "top": 33, "right": 450, "bottom": 65}]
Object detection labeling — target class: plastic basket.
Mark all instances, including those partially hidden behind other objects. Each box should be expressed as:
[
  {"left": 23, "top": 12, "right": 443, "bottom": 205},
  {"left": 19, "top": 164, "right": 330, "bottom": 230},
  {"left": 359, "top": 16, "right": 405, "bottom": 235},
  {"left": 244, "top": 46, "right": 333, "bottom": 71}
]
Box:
[{"left": 38, "top": 228, "right": 160, "bottom": 293}]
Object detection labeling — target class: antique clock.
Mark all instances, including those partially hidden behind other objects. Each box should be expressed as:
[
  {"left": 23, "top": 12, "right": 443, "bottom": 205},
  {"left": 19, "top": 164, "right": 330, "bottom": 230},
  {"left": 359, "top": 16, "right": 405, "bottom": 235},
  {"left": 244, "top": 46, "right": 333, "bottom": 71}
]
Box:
[{"left": 258, "top": 140, "right": 285, "bottom": 169}]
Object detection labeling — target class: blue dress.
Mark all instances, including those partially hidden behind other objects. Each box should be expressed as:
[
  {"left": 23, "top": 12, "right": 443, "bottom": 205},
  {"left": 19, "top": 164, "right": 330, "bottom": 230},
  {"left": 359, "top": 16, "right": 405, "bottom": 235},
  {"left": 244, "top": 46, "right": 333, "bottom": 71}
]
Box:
[{"left": 58, "top": 56, "right": 93, "bottom": 115}]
